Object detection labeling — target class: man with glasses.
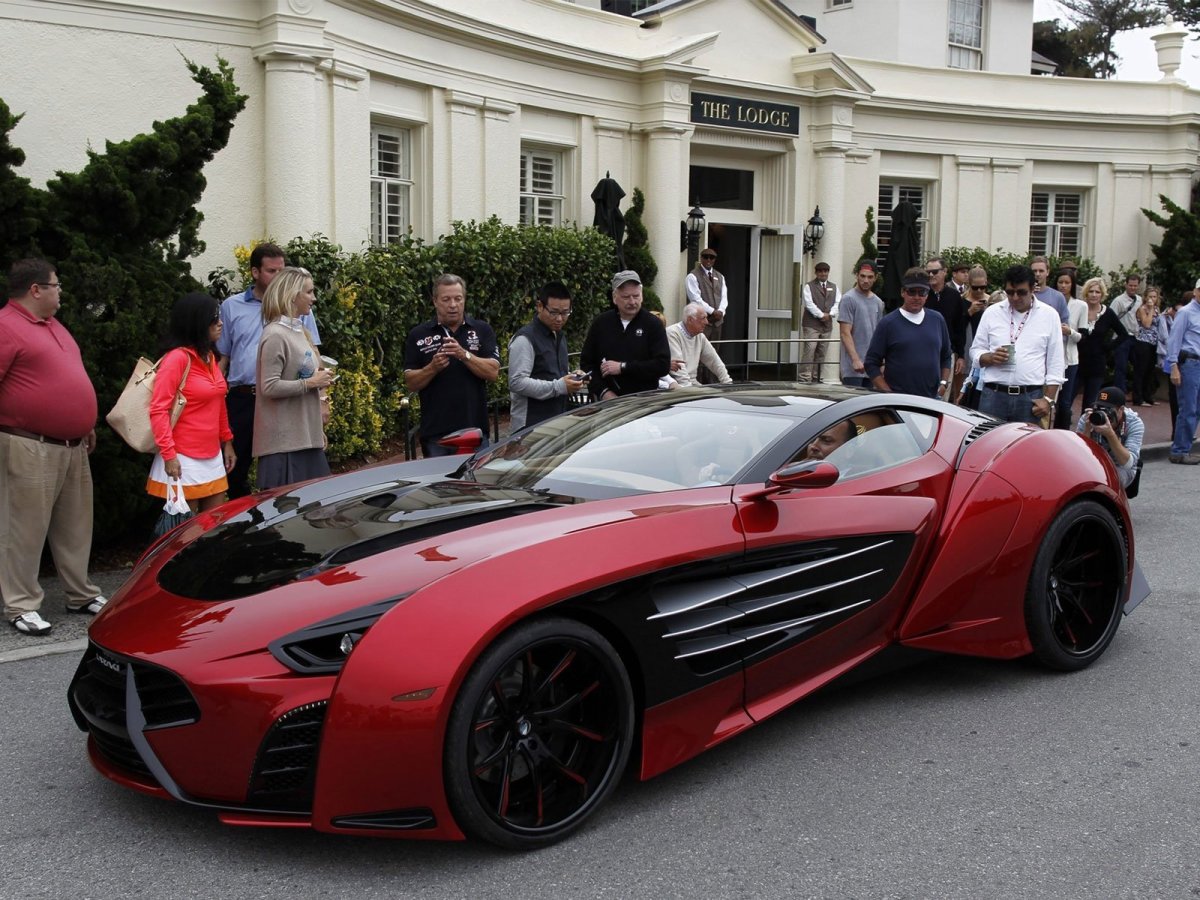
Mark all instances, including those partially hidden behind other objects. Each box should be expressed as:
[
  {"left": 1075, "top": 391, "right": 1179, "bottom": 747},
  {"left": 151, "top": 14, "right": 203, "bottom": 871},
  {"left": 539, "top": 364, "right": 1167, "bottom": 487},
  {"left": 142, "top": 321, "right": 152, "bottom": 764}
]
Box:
[
  {"left": 667, "top": 303, "right": 731, "bottom": 388},
  {"left": 216, "top": 242, "right": 321, "bottom": 497},
  {"left": 970, "top": 264, "right": 1065, "bottom": 425},
  {"left": 508, "top": 281, "right": 585, "bottom": 431},
  {"left": 0, "top": 259, "right": 107, "bottom": 635},
  {"left": 685, "top": 247, "right": 728, "bottom": 349},
  {"left": 864, "top": 268, "right": 952, "bottom": 398},
  {"left": 923, "top": 257, "right": 967, "bottom": 386}
]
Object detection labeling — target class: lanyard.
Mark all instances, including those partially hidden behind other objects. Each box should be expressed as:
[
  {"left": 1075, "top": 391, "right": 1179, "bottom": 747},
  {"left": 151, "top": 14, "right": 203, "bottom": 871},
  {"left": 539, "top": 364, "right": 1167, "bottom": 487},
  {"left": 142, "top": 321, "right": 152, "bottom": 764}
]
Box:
[{"left": 1009, "top": 304, "right": 1032, "bottom": 344}]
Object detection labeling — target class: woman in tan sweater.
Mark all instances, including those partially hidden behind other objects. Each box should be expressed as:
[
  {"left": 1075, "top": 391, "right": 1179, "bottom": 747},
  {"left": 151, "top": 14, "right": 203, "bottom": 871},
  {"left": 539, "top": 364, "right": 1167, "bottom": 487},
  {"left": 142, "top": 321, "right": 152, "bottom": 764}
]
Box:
[{"left": 253, "top": 267, "right": 335, "bottom": 490}]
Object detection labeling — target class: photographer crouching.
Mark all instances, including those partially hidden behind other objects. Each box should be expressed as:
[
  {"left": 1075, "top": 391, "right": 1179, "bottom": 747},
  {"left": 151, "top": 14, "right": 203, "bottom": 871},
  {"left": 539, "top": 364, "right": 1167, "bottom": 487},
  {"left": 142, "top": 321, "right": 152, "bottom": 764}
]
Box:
[{"left": 1076, "top": 385, "right": 1144, "bottom": 495}]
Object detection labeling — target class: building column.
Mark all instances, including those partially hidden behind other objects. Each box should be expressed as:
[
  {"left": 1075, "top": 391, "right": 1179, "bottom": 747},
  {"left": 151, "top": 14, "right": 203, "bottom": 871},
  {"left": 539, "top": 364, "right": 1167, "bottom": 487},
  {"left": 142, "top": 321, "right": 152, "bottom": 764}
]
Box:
[
  {"left": 482, "top": 99, "right": 519, "bottom": 225},
  {"left": 990, "top": 158, "right": 1026, "bottom": 252},
  {"left": 327, "top": 61, "right": 369, "bottom": 248},
  {"left": 955, "top": 157, "right": 990, "bottom": 250},
  {"left": 640, "top": 123, "right": 692, "bottom": 321},
  {"left": 814, "top": 145, "right": 847, "bottom": 382},
  {"left": 446, "top": 91, "right": 485, "bottom": 224},
  {"left": 256, "top": 48, "right": 329, "bottom": 239}
]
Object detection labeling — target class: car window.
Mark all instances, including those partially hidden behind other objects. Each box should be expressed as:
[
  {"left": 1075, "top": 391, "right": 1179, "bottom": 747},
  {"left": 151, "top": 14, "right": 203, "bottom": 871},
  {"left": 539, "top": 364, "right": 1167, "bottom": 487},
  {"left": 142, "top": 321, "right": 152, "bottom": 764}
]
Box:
[{"left": 792, "top": 409, "right": 939, "bottom": 481}]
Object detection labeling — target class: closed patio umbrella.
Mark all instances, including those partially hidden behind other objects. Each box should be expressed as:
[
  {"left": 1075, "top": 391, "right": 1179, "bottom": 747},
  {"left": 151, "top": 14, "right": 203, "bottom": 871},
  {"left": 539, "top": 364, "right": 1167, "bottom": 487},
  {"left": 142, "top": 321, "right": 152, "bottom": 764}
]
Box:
[
  {"left": 881, "top": 200, "right": 920, "bottom": 311},
  {"left": 591, "top": 173, "right": 626, "bottom": 270}
]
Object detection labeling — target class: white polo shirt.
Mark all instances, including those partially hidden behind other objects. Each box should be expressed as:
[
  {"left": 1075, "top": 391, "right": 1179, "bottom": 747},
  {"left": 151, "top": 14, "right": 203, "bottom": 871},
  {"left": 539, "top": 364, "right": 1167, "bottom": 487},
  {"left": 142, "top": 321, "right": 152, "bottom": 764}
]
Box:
[{"left": 970, "top": 298, "right": 1066, "bottom": 388}]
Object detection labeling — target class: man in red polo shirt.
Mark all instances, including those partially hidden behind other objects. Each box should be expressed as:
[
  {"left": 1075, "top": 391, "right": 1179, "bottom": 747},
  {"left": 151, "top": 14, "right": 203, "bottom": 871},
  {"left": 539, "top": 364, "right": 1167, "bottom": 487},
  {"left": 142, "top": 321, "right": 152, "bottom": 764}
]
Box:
[{"left": 0, "top": 259, "right": 106, "bottom": 635}]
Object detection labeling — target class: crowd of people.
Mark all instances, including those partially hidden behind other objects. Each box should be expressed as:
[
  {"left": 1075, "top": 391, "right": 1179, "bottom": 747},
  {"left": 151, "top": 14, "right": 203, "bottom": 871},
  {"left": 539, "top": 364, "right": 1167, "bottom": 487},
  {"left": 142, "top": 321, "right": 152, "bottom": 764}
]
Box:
[{"left": 2, "top": 243, "right": 1198, "bottom": 635}]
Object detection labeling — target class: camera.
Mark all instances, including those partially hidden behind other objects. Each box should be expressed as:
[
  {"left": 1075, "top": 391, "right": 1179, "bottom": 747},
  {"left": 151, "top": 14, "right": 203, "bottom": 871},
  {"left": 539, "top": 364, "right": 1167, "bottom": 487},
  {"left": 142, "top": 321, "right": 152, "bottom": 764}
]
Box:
[{"left": 1089, "top": 405, "right": 1115, "bottom": 427}]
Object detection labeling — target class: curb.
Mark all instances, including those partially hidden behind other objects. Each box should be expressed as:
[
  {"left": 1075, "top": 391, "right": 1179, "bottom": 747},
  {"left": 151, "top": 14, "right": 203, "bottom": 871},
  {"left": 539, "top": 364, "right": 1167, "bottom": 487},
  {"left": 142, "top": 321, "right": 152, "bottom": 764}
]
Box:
[{"left": 0, "top": 636, "right": 87, "bottom": 665}]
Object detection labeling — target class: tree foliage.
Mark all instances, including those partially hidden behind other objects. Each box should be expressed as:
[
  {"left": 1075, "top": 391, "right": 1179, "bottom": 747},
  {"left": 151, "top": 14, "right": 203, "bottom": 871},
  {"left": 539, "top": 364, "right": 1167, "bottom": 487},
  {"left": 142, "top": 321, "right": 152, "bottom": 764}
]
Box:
[
  {"left": 0, "top": 59, "right": 247, "bottom": 543},
  {"left": 859, "top": 206, "right": 878, "bottom": 263},
  {"left": 621, "top": 188, "right": 662, "bottom": 311},
  {"left": 1033, "top": 19, "right": 1105, "bottom": 77},
  {"left": 1142, "top": 193, "right": 1200, "bottom": 302},
  {"left": 1159, "top": 0, "right": 1200, "bottom": 30},
  {"left": 1051, "top": 0, "right": 1163, "bottom": 77}
]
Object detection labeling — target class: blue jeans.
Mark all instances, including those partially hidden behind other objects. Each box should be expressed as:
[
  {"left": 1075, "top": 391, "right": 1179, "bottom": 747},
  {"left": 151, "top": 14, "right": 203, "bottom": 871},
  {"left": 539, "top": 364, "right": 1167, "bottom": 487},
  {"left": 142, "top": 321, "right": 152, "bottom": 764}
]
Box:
[
  {"left": 979, "top": 385, "right": 1045, "bottom": 425},
  {"left": 1171, "top": 358, "right": 1200, "bottom": 456},
  {"left": 841, "top": 376, "right": 872, "bottom": 389},
  {"left": 1055, "top": 364, "right": 1079, "bottom": 429}
]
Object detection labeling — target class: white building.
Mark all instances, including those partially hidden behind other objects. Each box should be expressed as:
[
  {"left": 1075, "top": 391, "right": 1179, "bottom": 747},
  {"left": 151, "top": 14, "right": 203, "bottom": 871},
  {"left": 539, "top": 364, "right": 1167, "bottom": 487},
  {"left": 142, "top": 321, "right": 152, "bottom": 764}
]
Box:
[{"left": 4, "top": 0, "right": 1198, "bottom": 368}]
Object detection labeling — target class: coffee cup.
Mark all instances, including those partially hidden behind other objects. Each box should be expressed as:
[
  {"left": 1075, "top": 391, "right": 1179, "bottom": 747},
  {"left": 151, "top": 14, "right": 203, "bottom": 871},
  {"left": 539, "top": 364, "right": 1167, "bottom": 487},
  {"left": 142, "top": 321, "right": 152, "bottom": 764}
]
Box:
[{"left": 320, "top": 355, "right": 338, "bottom": 370}]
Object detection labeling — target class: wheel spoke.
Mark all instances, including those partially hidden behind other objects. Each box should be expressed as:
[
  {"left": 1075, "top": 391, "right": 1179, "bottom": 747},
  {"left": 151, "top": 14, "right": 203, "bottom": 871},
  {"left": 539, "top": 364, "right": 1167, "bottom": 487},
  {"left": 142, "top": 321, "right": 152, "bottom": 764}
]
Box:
[
  {"left": 541, "top": 717, "right": 606, "bottom": 742},
  {"left": 472, "top": 731, "right": 513, "bottom": 776},
  {"left": 536, "top": 679, "right": 601, "bottom": 720},
  {"left": 496, "top": 752, "right": 514, "bottom": 819},
  {"left": 533, "top": 648, "right": 577, "bottom": 701},
  {"left": 518, "top": 745, "right": 545, "bottom": 826}
]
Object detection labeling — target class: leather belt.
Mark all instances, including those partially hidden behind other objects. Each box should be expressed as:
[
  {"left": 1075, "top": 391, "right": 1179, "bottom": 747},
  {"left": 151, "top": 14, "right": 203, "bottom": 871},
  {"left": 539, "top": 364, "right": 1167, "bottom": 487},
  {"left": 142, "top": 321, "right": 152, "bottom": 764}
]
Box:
[
  {"left": 983, "top": 383, "right": 1042, "bottom": 395},
  {"left": 228, "top": 385, "right": 256, "bottom": 396},
  {"left": 0, "top": 425, "right": 85, "bottom": 446}
]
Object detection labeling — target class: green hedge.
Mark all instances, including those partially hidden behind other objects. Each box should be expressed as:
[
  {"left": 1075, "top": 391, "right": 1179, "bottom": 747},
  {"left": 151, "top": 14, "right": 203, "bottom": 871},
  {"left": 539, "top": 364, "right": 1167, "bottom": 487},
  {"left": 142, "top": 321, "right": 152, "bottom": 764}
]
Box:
[{"left": 215, "top": 219, "right": 618, "bottom": 461}]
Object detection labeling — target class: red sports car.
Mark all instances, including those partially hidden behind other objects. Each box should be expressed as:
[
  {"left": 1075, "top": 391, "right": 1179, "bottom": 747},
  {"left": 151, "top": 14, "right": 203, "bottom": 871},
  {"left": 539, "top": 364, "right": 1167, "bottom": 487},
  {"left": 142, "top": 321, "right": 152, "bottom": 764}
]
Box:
[{"left": 69, "top": 385, "right": 1148, "bottom": 848}]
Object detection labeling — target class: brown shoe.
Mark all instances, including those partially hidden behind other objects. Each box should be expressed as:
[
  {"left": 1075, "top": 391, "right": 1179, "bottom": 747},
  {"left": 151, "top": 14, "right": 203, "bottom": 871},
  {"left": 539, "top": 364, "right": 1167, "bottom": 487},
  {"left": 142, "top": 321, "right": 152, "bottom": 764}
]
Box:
[{"left": 1169, "top": 454, "right": 1200, "bottom": 465}]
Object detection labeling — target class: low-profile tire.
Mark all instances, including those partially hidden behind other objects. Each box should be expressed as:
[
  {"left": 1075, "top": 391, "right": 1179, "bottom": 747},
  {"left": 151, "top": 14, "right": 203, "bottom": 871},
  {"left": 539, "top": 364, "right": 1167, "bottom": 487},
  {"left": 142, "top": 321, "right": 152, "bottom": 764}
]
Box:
[
  {"left": 443, "top": 617, "right": 635, "bottom": 850},
  {"left": 1024, "top": 500, "right": 1126, "bottom": 671}
]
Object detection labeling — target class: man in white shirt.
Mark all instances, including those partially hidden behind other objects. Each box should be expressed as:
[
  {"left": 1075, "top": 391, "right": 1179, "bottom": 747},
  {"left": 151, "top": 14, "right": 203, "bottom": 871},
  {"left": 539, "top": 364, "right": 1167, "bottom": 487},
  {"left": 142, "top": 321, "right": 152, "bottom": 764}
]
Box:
[
  {"left": 799, "top": 261, "right": 840, "bottom": 383},
  {"left": 667, "top": 305, "right": 732, "bottom": 388},
  {"left": 970, "top": 264, "right": 1065, "bottom": 426},
  {"left": 1110, "top": 272, "right": 1143, "bottom": 393}
]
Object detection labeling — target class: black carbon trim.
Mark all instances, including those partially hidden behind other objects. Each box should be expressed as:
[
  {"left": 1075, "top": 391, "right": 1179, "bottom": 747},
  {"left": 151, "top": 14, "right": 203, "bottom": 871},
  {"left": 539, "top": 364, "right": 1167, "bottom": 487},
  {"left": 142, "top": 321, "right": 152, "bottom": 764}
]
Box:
[{"left": 331, "top": 809, "right": 437, "bottom": 830}]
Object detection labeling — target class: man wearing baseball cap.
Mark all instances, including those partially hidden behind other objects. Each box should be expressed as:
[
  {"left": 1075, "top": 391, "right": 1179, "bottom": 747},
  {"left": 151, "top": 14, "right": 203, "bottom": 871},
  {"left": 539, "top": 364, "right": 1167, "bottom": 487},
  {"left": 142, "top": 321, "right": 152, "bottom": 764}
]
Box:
[
  {"left": 1076, "top": 385, "right": 1144, "bottom": 491},
  {"left": 837, "top": 259, "right": 884, "bottom": 388},
  {"left": 580, "top": 270, "right": 670, "bottom": 400},
  {"left": 864, "top": 267, "right": 952, "bottom": 398},
  {"left": 1166, "top": 277, "right": 1200, "bottom": 464}
]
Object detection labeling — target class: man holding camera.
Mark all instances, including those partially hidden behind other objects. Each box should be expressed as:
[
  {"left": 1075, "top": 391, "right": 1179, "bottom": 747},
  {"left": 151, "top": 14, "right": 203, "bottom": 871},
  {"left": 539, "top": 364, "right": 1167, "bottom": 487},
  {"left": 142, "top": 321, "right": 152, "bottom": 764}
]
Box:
[{"left": 1076, "top": 386, "right": 1143, "bottom": 491}]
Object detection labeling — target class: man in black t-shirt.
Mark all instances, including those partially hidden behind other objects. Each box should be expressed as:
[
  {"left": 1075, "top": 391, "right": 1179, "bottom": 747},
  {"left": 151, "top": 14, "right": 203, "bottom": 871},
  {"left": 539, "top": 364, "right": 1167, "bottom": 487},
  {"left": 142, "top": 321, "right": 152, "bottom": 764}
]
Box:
[{"left": 404, "top": 274, "right": 500, "bottom": 457}]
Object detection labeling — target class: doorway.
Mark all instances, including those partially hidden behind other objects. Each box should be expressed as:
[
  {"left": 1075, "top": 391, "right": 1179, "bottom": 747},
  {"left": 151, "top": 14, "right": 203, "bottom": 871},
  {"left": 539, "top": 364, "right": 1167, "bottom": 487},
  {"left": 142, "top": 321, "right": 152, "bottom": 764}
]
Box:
[{"left": 704, "top": 223, "right": 751, "bottom": 373}]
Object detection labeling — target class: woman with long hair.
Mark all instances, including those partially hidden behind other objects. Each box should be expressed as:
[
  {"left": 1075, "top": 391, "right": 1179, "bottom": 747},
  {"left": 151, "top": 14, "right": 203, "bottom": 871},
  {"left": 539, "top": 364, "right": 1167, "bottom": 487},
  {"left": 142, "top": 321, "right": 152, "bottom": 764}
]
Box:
[
  {"left": 1132, "top": 286, "right": 1161, "bottom": 406},
  {"left": 254, "top": 267, "right": 335, "bottom": 490},
  {"left": 1055, "top": 270, "right": 1088, "bottom": 428},
  {"left": 146, "top": 292, "right": 235, "bottom": 512},
  {"left": 1074, "top": 277, "right": 1122, "bottom": 412}
]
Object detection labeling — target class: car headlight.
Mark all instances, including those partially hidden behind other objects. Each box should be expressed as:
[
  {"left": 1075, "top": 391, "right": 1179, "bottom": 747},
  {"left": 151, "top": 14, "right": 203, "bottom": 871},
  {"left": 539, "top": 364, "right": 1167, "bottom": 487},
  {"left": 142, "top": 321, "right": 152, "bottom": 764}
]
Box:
[{"left": 268, "top": 596, "right": 406, "bottom": 675}]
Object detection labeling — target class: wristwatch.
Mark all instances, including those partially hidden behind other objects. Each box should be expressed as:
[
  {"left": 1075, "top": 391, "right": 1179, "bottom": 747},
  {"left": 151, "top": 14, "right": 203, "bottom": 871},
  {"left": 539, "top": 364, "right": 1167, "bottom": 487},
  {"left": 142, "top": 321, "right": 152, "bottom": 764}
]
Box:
[
  {"left": 938, "top": 380, "right": 948, "bottom": 387},
  {"left": 464, "top": 350, "right": 472, "bottom": 361}
]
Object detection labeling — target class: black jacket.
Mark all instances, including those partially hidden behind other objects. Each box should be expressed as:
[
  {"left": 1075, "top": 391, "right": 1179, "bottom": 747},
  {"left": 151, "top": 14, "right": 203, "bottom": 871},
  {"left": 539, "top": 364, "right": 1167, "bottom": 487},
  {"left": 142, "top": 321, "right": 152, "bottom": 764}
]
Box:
[{"left": 580, "top": 308, "right": 669, "bottom": 397}]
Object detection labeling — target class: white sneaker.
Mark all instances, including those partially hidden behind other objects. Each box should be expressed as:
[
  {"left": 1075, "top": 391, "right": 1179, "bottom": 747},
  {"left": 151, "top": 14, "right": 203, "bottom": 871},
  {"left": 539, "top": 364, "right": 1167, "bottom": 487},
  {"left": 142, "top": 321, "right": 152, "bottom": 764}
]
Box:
[
  {"left": 12, "top": 612, "right": 52, "bottom": 635},
  {"left": 70, "top": 595, "right": 108, "bottom": 615}
]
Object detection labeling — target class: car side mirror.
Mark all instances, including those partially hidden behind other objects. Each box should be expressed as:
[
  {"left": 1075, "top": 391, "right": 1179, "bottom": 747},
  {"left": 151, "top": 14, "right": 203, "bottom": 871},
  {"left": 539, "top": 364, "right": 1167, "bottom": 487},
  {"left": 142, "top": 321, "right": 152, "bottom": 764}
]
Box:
[
  {"left": 743, "top": 460, "right": 840, "bottom": 500},
  {"left": 438, "top": 427, "right": 484, "bottom": 455}
]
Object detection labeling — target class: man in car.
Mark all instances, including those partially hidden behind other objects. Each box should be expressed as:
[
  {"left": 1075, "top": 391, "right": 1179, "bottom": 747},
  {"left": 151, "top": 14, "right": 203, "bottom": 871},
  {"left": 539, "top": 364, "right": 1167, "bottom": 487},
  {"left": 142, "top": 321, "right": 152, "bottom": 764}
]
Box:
[
  {"left": 580, "top": 270, "right": 670, "bottom": 400},
  {"left": 804, "top": 420, "right": 857, "bottom": 461},
  {"left": 1075, "top": 385, "right": 1143, "bottom": 491}
]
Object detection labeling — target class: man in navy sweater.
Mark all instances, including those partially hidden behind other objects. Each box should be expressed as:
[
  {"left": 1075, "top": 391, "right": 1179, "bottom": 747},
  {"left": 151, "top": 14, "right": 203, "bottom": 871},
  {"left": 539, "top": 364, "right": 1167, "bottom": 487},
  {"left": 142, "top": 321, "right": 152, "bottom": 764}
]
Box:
[{"left": 864, "top": 268, "right": 952, "bottom": 399}]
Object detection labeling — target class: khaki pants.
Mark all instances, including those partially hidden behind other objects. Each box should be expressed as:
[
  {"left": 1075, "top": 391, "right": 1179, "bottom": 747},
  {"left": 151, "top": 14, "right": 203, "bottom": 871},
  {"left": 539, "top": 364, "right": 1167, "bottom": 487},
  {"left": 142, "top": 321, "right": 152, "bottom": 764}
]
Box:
[
  {"left": 799, "top": 324, "right": 831, "bottom": 383},
  {"left": 0, "top": 433, "right": 100, "bottom": 620}
]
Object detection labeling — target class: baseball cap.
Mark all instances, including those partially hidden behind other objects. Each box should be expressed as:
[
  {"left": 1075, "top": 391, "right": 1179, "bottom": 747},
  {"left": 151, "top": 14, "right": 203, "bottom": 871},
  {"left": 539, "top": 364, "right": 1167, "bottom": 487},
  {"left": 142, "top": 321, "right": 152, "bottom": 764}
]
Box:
[
  {"left": 902, "top": 270, "right": 930, "bottom": 290},
  {"left": 612, "top": 270, "right": 642, "bottom": 291},
  {"left": 1095, "top": 386, "right": 1126, "bottom": 409}
]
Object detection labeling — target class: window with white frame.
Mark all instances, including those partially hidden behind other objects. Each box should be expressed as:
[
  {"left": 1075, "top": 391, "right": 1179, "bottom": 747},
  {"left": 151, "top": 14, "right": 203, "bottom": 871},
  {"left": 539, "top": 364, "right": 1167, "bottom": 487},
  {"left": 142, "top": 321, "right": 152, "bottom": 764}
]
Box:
[
  {"left": 519, "top": 147, "right": 564, "bottom": 227},
  {"left": 370, "top": 125, "right": 413, "bottom": 245},
  {"left": 876, "top": 183, "right": 929, "bottom": 269},
  {"left": 827, "top": 0, "right": 853, "bottom": 8},
  {"left": 947, "top": 0, "right": 983, "bottom": 70},
  {"left": 1029, "top": 190, "right": 1084, "bottom": 257}
]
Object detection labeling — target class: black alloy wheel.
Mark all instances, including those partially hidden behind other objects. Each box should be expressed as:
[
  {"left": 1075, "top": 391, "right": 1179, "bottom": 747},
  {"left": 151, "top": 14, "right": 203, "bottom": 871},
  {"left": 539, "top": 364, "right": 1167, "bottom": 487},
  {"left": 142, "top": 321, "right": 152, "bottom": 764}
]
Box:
[
  {"left": 1024, "top": 500, "right": 1126, "bottom": 671},
  {"left": 443, "top": 617, "right": 634, "bottom": 849}
]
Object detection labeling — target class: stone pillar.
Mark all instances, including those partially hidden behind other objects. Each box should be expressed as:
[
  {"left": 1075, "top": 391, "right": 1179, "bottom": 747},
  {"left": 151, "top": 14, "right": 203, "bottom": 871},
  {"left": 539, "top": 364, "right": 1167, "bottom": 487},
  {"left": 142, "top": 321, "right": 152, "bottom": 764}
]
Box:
[
  {"left": 256, "top": 48, "right": 328, "bottom": 239},
  {"left": 447, "top": 91, "right": 485, "bottom": 224},
  {"left": 955, "top": 156, "right": 990, "bottom": 249},
  {"left": 814, "top": 145, "right": 847, "bottom": 382},
  {"left": 327, "top": 61, "right": 368, "bottom": 247},
  {"left": 990, "top": 158, "right": 1025, "bottom": 251},
  {"left": 482, "top": 99, "right": 519, "bottom": 224},
  {"left": 640, "top": 123, "right": 692, "bottom": 321}
]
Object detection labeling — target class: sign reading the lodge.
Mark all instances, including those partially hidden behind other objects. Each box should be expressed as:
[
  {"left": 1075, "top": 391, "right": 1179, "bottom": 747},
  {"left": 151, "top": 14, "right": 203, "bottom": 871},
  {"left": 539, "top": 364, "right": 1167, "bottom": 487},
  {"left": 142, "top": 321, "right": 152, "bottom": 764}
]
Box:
[{"left": 691, "top": 92, "right": 800, "bottom": 136}]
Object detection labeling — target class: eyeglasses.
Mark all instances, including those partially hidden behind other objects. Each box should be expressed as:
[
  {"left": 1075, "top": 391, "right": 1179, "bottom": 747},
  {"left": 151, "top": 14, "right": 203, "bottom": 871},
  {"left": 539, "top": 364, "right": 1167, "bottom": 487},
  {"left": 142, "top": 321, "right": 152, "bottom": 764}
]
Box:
[
  {"left": 35, "top": 282, "right": 62, "bottom": 291},
  {"left": 969, "top": 284, "right": 988, "bottom": 292},
  {"left": 1003, "top": 288, "right": 1032, "bottom": 298},
  {"left": 543, "top": 308, "right": 572, "bottom": 319},
  {"left": 925, "top": 269, "right": 943, "bottom": 276},
  {"left": 210, "top": 315, "right": 222, "bottom": 324},
  {"left": 902, "top": 287, "right": 930, "bottom": 296}
]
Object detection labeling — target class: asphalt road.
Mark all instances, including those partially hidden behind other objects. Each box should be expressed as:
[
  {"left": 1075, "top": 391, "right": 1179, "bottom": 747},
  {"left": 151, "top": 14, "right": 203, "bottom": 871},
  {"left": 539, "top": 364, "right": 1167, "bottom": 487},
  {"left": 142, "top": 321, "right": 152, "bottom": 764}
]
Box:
[{"left": 2, "top": 458, "right": 1198, "bottom": 899}]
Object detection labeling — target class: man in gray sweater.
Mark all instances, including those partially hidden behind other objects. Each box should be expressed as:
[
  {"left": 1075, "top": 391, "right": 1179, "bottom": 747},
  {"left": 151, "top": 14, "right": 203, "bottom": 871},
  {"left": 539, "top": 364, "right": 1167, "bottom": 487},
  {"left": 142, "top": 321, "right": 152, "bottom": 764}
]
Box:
[{"left": 667, "top": 304, "right": 732, "bottom": 388}]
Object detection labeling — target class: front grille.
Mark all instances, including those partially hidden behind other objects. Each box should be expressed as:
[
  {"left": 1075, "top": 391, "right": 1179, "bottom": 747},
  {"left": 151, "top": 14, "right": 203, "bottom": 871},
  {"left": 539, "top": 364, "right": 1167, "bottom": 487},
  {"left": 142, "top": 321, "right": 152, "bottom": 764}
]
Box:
[
  {"left": 246, "top": 701, "right": 327, "bottom": 812},
  {"left": 69, "top": 642, "right": 200, "bottom": 777}
]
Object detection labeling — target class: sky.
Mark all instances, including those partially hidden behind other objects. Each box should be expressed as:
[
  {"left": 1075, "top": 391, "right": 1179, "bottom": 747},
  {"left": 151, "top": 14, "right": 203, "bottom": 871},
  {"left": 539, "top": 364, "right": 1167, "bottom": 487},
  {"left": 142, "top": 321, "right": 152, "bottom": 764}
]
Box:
[{"left": 1033, "top": 0, "right": 1200, "bottom": 87}]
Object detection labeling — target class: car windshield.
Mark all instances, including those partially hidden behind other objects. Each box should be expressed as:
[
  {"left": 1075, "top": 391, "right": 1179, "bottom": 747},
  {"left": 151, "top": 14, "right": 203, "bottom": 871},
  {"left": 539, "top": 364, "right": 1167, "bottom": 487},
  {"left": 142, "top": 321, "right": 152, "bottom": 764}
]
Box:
[{"left": 461, "top": 393, "right": 815, "bottom": 496}]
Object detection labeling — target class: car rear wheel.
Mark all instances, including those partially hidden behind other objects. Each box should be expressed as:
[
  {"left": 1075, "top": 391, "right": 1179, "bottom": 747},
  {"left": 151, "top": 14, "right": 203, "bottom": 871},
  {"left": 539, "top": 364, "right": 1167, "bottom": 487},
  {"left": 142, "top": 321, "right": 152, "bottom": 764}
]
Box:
[
  {"left": 443, "top": 617, "right": 634, "bottom": 849},
  {"left": 1024, "top": 500, "right": 1126, "bottom": 671}
]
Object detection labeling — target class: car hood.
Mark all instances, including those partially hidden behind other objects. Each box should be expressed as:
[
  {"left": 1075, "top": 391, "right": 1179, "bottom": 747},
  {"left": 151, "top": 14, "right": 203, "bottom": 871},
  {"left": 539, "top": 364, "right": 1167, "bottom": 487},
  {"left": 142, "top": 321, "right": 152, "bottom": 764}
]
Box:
[{"left": 155, "top": 469, "right": 580, "bottom": 602}]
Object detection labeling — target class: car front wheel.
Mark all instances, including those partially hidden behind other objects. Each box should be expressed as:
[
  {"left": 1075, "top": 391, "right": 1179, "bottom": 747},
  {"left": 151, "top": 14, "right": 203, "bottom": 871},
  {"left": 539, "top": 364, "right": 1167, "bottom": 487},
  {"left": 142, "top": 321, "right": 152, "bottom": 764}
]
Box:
[{"left": 443, "top": 617, "right": 634, "bottom": 849}]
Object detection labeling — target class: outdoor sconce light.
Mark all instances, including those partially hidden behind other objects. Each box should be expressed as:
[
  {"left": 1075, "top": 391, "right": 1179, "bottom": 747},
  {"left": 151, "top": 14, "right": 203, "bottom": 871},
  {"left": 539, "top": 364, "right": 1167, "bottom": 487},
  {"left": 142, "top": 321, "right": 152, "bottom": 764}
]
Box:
[
  {"left": 684, "top": 203, "right": 705, "bottom": 266},
  {"left": 803, "top": 206, "right": 824, "bottom": 257}
]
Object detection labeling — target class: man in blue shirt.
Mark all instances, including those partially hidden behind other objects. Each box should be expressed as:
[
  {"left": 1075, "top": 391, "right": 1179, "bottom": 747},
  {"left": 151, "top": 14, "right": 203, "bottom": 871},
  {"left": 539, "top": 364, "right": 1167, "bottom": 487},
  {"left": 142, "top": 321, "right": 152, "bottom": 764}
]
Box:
[
  {"left": 216, "top": 242, "right": 321, "bottom": 497},
  {"left": 1166, "top": 278, "right": 1200, "bottom": 464},
  {"left": 864, "top": 268, "right": 952, "bottom": 399}
]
